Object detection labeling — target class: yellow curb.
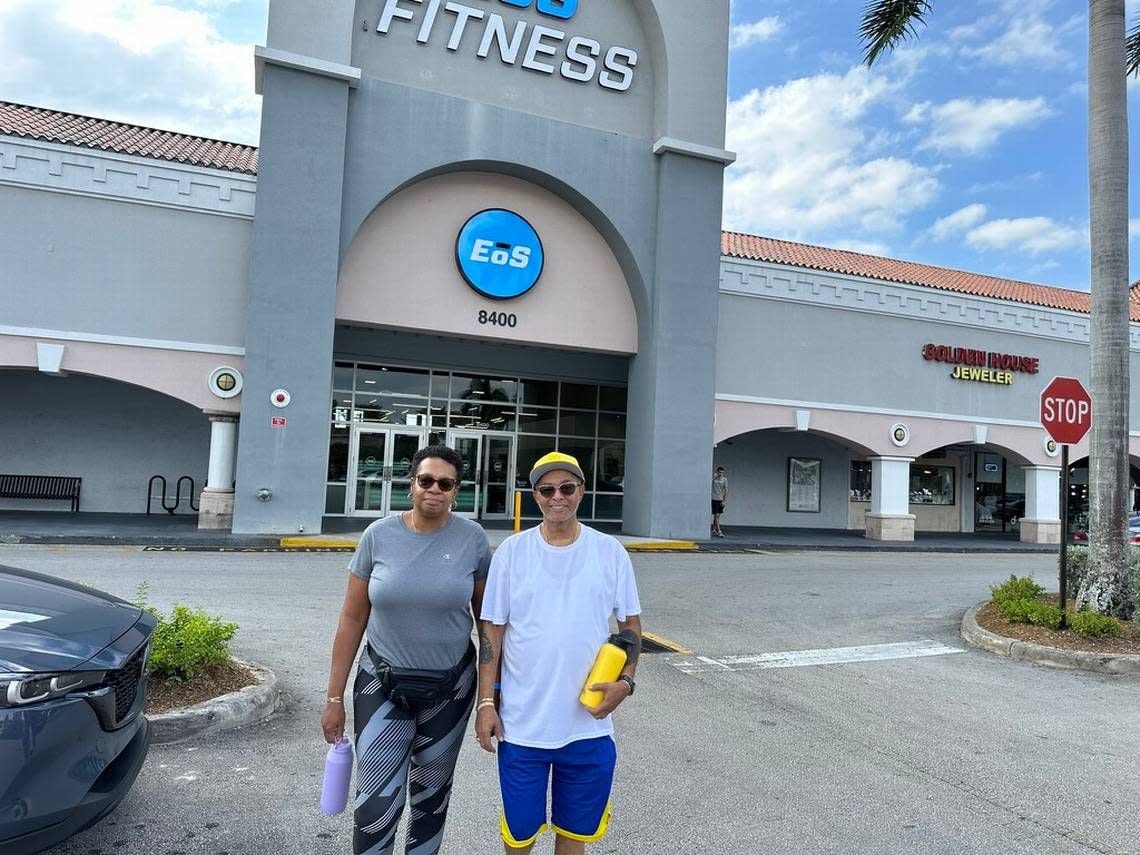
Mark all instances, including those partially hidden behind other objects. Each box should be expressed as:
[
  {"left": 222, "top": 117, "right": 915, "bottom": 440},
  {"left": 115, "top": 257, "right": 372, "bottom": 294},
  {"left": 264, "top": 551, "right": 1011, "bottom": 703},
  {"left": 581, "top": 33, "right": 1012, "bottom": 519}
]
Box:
[
  {"left": 624, "top": 541, "right": 698, "bottom": 551},
  {"left": 641, "top": 630, "right": 693, "bottom": 655},
  {"left": 279, "top": 536, "right": 360, "bottom": 548}
]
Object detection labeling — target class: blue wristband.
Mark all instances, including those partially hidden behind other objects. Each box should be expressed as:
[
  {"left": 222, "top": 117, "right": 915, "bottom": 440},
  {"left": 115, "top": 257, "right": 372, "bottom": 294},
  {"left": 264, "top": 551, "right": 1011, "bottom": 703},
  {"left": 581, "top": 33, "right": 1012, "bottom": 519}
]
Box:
[{"left": 493, "top": 682, "right": 501, "bottom": 690}]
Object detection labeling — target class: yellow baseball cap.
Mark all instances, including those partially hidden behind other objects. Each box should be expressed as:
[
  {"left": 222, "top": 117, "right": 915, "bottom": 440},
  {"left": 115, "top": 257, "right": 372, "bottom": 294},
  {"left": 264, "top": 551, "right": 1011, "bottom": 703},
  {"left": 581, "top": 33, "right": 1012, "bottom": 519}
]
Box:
[{"left": 529, "top": 452, "right": 585, "bottom": 487}]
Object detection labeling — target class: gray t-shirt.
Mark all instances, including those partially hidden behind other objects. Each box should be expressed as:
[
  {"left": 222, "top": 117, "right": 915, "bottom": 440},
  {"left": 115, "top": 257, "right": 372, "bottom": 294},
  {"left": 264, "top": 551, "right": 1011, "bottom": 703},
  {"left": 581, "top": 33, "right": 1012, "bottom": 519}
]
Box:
[
  {"left": 712, "top": 475, "right": 728, "bottom": 501},
  {"left": 349, "top": 514, "right": 492, "bottom": 670}
]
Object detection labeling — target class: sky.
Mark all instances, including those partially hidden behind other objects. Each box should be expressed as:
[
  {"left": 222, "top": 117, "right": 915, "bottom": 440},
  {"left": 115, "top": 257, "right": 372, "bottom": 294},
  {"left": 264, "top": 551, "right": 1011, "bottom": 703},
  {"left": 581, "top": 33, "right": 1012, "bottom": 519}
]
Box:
[{"left": 2, "top": 0, "right": 1140, "bottom": 291}]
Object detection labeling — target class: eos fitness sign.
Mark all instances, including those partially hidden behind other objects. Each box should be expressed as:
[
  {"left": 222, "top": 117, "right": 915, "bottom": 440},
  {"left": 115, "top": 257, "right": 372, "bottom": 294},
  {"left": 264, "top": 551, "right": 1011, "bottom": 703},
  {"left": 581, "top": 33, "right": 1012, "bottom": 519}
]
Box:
[
  {"left": 456, "top": 209, "right": 544, "bottom": 301},
  {"left": 373, "top": 0, "right": 638, "bottom": 92}
]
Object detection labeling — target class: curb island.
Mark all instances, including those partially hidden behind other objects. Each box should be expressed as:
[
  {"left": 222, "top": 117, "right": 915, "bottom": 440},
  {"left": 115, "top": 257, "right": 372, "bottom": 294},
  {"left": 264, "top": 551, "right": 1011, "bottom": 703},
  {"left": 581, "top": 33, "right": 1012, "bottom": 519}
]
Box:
[
  {"left": 149, "top": 659, "right": 283, "bottom": 745},
  {"left": 960, "top": 603, "right": 1140, "bottom": 676}
]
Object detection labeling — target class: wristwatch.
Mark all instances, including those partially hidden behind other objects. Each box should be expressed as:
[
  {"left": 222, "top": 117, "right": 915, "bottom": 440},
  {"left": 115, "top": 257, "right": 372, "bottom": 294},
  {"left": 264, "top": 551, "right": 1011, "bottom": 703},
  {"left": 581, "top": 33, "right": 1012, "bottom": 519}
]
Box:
[{"left": 617, "top": 674, "right": 636, "bottom": 695}]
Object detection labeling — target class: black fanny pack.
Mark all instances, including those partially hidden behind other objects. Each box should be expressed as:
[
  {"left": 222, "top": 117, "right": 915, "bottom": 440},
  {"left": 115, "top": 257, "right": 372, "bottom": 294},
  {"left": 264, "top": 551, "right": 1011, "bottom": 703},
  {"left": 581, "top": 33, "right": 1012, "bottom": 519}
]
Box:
[{"left": 367, "top": 642, "right": 475, "bottom": 711}]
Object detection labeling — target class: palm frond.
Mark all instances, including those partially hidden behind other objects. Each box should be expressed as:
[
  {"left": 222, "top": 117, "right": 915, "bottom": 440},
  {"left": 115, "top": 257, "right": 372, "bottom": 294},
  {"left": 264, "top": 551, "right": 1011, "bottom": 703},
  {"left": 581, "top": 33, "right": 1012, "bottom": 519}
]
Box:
[
  {"left": 860, "top": 0, "right": 934, "bottom": 66},
  {"left": 1127, "top": 15, "right": 1140, "bottom": 77}
]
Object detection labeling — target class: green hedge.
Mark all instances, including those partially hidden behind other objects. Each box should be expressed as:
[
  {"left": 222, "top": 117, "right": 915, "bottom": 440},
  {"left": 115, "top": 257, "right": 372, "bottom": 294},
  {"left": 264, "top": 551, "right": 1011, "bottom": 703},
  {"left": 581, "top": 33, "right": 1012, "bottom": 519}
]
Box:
[
  {"left": 135, "top": 584, "right": 239, "bottom": 685},
  {"left": 989, "top": 575, "right": 1124, "bottom": 638}
]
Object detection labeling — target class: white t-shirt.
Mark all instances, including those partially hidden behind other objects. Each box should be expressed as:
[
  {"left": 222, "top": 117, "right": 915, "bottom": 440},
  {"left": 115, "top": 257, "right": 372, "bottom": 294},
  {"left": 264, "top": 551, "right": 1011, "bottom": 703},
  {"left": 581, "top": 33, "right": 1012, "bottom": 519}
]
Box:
[{"left": 481, "top": 524, "right": 642, "bottom": 749}]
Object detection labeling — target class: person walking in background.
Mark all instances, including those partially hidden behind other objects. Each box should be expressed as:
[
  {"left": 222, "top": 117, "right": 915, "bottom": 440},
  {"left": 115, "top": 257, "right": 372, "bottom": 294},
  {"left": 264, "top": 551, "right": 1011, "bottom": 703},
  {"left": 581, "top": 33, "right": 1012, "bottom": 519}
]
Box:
[
  {"left": 711, "top": 465, "right": 729, "bottom": 537},
  {"left": 321, "top": 444, "right": 492, "bottom": 855},
  {"left": 475, "top": 451, "right": 642, "bottom": 853}
]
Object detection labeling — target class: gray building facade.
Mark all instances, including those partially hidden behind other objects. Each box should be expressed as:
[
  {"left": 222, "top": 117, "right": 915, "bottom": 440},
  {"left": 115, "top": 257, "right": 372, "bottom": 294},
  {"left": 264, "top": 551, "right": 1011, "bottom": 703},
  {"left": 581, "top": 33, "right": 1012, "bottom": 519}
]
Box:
[{"left": 3, "top": 0, "right": 1138, "bottom": 544}]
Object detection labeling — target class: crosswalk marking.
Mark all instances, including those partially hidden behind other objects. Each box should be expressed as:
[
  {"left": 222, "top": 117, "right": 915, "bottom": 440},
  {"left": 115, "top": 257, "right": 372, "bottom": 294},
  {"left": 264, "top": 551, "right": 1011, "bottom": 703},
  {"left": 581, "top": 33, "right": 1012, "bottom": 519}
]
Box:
[{"left": 670, "top": 640, "right": 965, "bottom": 674}]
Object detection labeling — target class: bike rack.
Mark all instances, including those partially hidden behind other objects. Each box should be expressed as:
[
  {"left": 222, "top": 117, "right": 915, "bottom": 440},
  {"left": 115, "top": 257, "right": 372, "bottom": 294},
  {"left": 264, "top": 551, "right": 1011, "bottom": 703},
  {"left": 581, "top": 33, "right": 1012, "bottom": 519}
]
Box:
[{"left": 146, "top": 475, "right": 201, "bottom": 515}]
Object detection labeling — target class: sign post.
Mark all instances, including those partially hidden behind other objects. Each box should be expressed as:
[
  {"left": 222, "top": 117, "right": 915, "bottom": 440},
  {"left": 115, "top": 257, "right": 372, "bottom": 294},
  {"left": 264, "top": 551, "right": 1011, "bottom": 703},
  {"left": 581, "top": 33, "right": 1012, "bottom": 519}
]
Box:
[{"left": 1040, "top": 377, "right": 1093, "bottom": 626}]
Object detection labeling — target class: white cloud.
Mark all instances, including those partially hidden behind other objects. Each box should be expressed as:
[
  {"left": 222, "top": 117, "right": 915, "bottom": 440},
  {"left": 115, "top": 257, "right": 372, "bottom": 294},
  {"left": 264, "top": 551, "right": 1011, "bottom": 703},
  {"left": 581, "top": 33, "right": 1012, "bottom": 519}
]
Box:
[
  {"left": 961, "top": 13, "right": 1077, "bottom": 67},
  {"left": 730, "top": 16, "right": 783, "bottom": 50},
  {"left": 966, "top": 217, "right": 1087, "bottom": 254},
  {"left": 0, "top": 0, "right": 262, "bottom": 143},
  {"left": 906, "top": 97, "right": 1054, "bottom": 155},
  {"left": 930, "top": 204, "right": 988, "bottom": 240},
  {"left": 724, "top": 65, "right": 939, "bottom": 242}
]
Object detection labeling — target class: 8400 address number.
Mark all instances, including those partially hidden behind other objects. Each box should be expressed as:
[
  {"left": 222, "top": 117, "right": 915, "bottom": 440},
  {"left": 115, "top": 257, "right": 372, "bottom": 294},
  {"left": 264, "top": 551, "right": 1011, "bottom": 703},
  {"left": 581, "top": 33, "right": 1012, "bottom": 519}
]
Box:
[{"left": 478, "top": 311, "right": 518, "bottom": 328}]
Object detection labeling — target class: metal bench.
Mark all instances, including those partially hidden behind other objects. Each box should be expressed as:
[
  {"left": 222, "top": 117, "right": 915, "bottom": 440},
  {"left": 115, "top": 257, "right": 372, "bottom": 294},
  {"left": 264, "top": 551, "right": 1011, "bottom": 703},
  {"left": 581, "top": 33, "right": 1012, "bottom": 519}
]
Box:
[{"left": 0, "top": 474, "right": 82, "bottom": 512}]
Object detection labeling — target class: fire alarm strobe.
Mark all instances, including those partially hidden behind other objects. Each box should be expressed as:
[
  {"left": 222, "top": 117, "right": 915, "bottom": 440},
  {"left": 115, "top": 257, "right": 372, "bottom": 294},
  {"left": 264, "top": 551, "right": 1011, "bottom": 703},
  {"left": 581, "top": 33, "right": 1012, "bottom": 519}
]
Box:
[{"left": 271, "top": 389, "right": 291, "bottom": 408}]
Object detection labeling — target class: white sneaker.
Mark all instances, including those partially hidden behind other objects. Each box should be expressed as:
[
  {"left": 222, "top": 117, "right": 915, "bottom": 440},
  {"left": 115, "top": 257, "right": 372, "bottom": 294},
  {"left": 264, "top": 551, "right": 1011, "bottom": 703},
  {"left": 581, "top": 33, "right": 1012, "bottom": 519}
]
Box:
[{"left": 715, "top": 531, "right": 726, "bottom": 538}]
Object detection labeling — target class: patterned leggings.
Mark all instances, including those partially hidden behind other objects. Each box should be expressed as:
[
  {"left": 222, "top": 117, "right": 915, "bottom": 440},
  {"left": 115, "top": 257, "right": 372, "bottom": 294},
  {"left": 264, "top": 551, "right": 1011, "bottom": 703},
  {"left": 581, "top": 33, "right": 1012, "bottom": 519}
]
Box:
[{"left": 352, "top": 654, "right": 477, "bottom": 855}]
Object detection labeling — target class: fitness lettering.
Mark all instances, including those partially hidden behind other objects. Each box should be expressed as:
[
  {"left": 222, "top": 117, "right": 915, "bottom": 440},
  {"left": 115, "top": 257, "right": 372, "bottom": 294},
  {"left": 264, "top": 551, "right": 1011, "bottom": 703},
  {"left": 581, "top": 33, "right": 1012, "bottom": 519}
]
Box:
[
  {"left": 921, "top": 343, "right": 1040, "bottom": 387},
  {"left": 373, "top": 0, "right": 638, "bottom": 93}
]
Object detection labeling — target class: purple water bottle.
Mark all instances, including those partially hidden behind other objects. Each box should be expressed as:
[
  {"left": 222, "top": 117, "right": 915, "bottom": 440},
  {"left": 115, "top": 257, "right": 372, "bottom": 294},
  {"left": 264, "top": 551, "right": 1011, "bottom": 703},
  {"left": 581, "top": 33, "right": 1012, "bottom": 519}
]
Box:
[{"left": 320, "top": 739, "right": 354, "bottom": 816}]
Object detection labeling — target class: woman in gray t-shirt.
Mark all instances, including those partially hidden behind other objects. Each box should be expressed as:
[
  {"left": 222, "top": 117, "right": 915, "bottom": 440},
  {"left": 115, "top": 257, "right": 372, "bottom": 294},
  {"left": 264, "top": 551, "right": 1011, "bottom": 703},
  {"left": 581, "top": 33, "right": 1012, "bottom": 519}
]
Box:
[{"left": 322, "top": 445, "right": 491, "bottom": 855}]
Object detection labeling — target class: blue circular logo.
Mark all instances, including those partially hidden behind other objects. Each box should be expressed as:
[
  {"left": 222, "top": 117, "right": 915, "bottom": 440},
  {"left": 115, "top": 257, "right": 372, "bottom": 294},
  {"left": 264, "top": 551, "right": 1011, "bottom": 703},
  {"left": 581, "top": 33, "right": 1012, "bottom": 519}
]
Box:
[{"left": 456, "top": 209, "right": 544, "bottom": 300}]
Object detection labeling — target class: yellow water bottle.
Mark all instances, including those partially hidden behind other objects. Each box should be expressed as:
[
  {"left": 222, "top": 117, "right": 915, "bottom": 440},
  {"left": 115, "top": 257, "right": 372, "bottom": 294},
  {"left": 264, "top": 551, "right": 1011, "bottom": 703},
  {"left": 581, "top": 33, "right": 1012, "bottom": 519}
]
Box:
[{"left": 579, "top": 634, "right": 628, "bottom": 708}]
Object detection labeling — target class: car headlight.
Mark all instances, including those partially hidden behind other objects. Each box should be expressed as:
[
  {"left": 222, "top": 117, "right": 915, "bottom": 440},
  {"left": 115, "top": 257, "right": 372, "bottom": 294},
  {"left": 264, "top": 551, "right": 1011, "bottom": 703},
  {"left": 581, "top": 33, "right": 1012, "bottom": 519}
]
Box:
[{"left": 0, "top": 671, "right": 107, "bottom": 707}]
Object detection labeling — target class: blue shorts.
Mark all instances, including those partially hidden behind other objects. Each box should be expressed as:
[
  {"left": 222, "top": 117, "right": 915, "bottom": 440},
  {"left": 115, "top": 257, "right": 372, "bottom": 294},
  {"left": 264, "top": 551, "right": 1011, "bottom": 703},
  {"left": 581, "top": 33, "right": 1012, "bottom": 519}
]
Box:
[{"left": 498, "top": 736, "right": 617, "bottom": 848}]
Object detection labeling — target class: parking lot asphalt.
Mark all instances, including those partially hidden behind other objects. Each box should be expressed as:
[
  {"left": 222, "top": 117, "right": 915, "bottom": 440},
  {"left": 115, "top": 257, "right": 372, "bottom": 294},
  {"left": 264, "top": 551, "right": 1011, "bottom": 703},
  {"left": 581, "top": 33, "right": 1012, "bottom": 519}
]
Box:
[{"left": 3, "top": 545, "right": 1136, "bottom": 855}]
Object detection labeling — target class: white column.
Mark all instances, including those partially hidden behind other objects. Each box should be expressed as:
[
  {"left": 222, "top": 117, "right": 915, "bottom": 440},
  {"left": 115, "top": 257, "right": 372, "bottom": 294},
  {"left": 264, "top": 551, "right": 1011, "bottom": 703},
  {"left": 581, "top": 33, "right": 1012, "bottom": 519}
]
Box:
[
  {"left": 866, "top": 456, "right": 916, "bottom": 541},
  {"left": 1020, "top": 465, "right": 1061, "bottom": 544},
  {"left": 198, "top": 414, "right": 239, "bottom": 530},
  {"left": 206, "top": 418, "right": 239, "bottom": 491}
]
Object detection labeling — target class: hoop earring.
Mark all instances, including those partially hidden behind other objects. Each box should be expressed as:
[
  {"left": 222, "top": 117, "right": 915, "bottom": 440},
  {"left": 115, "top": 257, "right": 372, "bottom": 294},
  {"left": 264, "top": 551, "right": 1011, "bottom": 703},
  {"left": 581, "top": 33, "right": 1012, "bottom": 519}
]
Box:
[
  {"left": 451, "top": 500, "right": 457, "bottom": 511},
  {"left": 407, "top": 491, "right": 413, "bottom": 500}
]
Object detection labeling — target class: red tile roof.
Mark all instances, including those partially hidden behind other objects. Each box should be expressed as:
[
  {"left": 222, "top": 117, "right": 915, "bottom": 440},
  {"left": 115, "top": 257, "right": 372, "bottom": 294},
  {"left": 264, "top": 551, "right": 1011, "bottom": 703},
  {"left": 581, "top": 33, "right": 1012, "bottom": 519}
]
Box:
[
  {"left": 0, "top": 102, "right": 1130, "bottom": 319},
  {"left": 0, "top": 101, "right": 258, "bottom": 175},
  {"left": 722, "top": 231, "right": 1140, "bottom": 322}
]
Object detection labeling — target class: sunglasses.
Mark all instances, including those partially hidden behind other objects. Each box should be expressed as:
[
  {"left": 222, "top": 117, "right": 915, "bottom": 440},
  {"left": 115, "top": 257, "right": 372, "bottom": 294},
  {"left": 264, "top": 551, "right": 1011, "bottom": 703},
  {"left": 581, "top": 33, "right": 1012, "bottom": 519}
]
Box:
[
  {"left": 414, "top": 474, "right": 458, "bottom": 492},
  {"left": 535, "top": 481, "right": 581, "bottom": 499}
]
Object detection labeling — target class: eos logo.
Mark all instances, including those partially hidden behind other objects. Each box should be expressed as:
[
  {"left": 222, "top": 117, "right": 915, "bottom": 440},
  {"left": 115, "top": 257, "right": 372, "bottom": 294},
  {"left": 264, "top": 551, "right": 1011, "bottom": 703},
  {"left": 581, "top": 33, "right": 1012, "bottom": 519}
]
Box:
[
  {"left": 470, "top": 240, "right": 532, "bottom": 269},
  {"left": 500, "top": 0, "right": 577, "bottom": 20},
  {"left": 456, "top": 209, "right": 544, "bottom": 300}
]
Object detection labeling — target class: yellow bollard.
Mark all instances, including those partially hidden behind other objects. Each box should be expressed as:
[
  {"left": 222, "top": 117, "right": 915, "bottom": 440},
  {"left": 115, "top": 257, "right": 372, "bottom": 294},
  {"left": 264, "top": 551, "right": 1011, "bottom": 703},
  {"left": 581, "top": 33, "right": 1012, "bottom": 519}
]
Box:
[{"left": 514, "top": 490, "right": 522, "bottom": 534}]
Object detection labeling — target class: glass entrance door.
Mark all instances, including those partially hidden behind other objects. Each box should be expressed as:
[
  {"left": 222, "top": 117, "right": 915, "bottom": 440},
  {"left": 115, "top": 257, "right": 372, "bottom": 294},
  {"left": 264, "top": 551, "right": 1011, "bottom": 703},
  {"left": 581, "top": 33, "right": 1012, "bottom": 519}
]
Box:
[
  {"left": 447, "top": 431, "right": 483, "bottom": 519},
  {"left": 482, "top": 434, "right": 516, "bottom": 520},
  {"left": 348, "top": 427, "right": 426, "bottom": 517}
]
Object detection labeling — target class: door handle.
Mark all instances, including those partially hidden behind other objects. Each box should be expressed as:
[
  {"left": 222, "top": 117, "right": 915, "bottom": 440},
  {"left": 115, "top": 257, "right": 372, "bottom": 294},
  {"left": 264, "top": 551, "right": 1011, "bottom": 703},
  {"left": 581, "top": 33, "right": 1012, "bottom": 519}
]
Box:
[{"left": 382, "top": 466, "right": 392, "bottom": 481}]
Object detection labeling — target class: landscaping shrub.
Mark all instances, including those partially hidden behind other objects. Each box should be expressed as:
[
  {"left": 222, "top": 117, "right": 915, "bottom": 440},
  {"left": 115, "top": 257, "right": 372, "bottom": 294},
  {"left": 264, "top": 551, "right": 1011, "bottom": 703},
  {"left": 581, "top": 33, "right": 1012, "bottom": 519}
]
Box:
[
  {"left": 135, "top": 584, "right": 239, "bottom": 685},
  {"left": 990, "top": 575, "right": 1045, "bottom": 611},
  {"left": 1067, "top": 609, "right": 1124, "bottom": 639}
]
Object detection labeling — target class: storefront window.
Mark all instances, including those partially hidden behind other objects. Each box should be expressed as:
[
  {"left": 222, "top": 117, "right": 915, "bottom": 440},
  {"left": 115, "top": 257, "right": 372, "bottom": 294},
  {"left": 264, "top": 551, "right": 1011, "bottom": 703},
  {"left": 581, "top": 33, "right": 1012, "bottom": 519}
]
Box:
[
  {"left": 910, "top": 465, "right": 954, "bottom": 505},
  {"left": 518, "top": 408, "right": 558, "bottom": 434},
  {"left": 452, "top": 374, "right": 517, "bottom": 403},
  {"left": 594, "top": 494, "right": 623, "bottom": 520},
  {"left": 599, "top": 385, "right": 627, "bottom": 411},
  {"left": 598, "top": 412, "right": 626, "bottom": 439},
  {"left": 328, "top": 426, "right": 349, "bottom": 482},
  {"left": 598, "top": 441, "right": 625, "bottom": 493},
  {"left": 560, "top": 383, "right": 597, "bottom": 410},
  {"left": 449, "top": 402, "right": 517, "bottom": 431},
  {"left": 559, "top": 410, "right": 597, "bottom": 438},
  {"left": 356, "top": 366, "right": 430, "bottom": 397},
  {"left": 520, "top": 379, "right": 559, "bottom": 407},
  {"left": 850, "top": 461, "right": 871, "bottom": 502},
  {"left": 329, "top": 363, "right": 626, "bottom": 522}
]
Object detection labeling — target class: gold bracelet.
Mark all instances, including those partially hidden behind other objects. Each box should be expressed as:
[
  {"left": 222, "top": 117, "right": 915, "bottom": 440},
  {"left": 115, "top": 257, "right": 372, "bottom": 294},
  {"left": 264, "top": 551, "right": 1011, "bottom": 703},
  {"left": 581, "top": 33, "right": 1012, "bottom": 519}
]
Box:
[
  {"left": 476, "top": 698, "right": 496, "bottom": 711},
  {"left": 326, "top": 696, "right": 343, "bottom": 704}
]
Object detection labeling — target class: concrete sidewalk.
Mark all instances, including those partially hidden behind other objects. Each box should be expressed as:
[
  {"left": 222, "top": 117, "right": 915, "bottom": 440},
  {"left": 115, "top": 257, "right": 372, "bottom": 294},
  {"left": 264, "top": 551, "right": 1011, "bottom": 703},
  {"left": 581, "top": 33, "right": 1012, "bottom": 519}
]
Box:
[{"left": 0, "top": 511, "right": 1058, "bottom": 552}]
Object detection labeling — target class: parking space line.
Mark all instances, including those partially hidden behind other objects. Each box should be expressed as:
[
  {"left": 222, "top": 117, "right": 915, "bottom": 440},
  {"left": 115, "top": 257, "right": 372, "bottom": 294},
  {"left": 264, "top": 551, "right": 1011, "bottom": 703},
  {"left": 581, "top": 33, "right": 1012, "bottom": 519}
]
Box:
[{"left": 670, "top": 640, "right": 965, "bottom": 674}]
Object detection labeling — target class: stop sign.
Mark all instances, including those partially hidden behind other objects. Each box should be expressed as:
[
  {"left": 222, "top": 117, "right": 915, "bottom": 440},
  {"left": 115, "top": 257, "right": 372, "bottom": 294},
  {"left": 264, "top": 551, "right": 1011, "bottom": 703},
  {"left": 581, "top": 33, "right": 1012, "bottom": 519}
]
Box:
[{"left": 1040, "top": 376, "right": 1092, "bottom": 444}]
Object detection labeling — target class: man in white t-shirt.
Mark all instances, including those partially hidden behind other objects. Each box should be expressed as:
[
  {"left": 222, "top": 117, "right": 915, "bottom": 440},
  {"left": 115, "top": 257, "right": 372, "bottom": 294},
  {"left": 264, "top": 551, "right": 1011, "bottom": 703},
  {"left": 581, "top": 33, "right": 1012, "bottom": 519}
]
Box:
[{"left": 475, "top": 452, "right": 642, "bottom": 854}]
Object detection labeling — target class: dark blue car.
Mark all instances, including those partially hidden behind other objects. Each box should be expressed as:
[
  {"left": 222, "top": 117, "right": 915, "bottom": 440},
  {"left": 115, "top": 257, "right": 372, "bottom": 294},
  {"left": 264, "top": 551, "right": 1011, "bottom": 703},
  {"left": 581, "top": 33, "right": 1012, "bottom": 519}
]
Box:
[{"left": 0, "top": 565, "right": 156, "bottom": 854}]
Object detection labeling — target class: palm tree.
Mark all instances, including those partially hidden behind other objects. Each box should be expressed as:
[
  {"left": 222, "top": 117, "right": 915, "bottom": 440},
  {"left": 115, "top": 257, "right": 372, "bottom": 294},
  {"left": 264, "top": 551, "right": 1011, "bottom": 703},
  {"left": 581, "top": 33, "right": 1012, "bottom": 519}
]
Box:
[{"left": 860, "top": 0, "right": 1135, "bottom": 619}]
